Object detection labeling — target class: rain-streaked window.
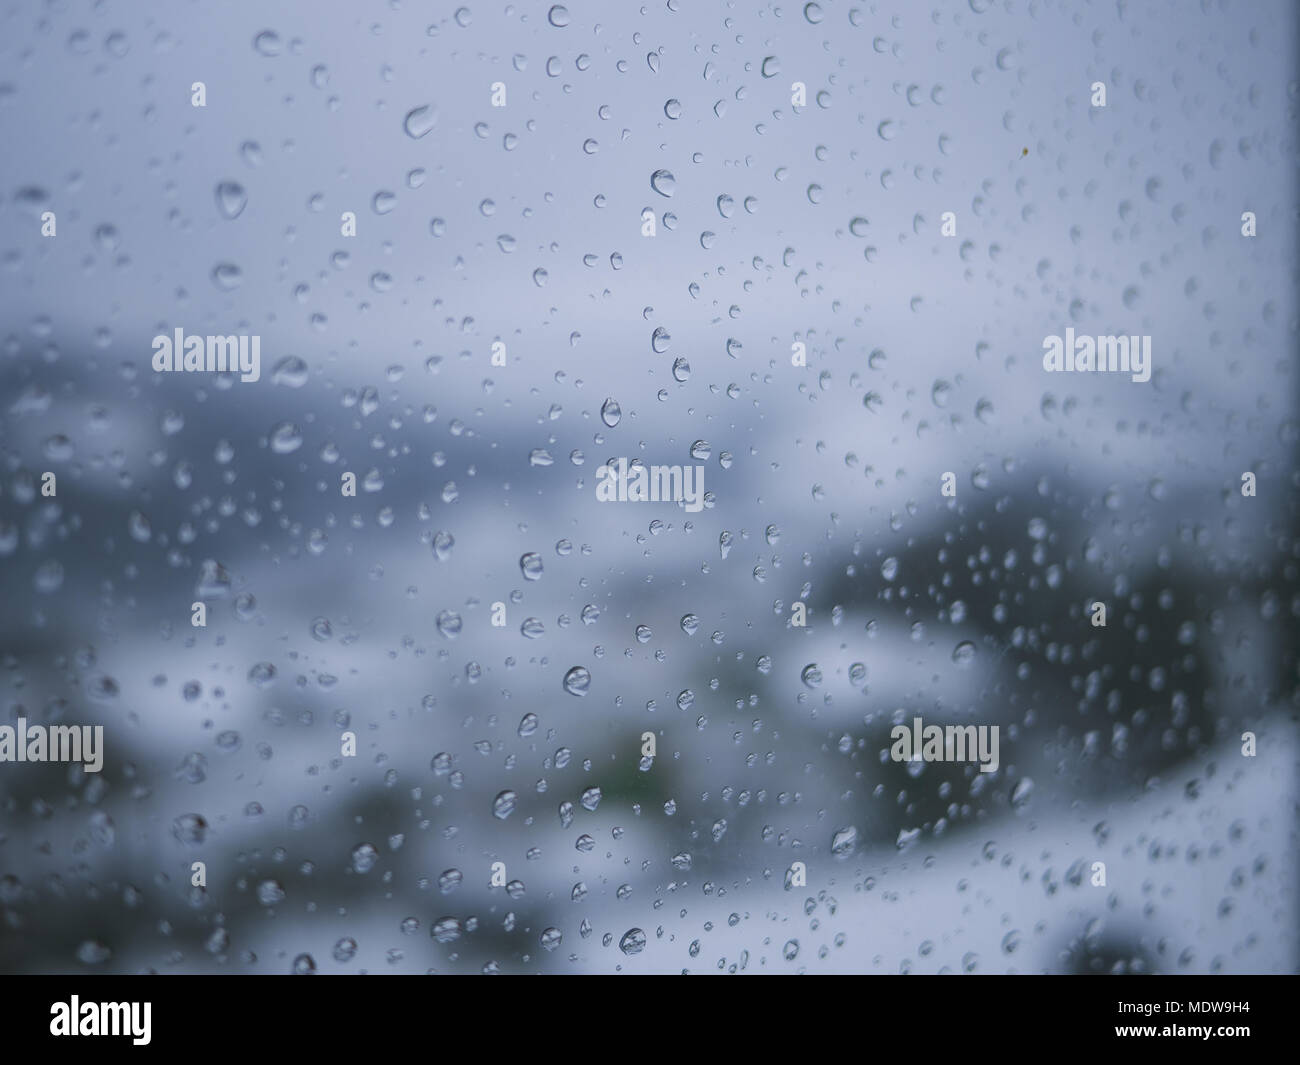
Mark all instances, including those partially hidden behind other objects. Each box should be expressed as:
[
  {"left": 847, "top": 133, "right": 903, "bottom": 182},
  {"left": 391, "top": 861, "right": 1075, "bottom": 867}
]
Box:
[{"left": 0, "top": 0, "right": 1296, "bottom": 977}]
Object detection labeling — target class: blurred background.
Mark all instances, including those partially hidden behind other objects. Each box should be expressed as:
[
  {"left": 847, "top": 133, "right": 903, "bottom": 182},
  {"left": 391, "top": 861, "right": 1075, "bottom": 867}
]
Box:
[{"left": 0, "top": 0, "right": 1296, "bottom": 974}]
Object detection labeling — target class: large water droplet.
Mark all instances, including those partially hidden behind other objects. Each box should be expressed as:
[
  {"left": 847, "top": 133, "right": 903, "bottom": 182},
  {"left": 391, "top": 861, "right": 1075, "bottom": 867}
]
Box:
[
  {"left": 252, "top": 30, "right": 281, "bottom": 57},
  {"left": 269, "top": 422, "right": 303, "bottom": 454},
  {"left": 271, "top": 356, "right": 309, "bottom": 387},
  {"left": 563, "top": 666, "right": 591, "bottom": 696},
  {"left": 215, "top": 181, "right": 247, "bottom": 219},
  {"left": 403, "top": 104, "right": 438, "bottom": 139},
  {"left": 830, "top": 826, "right": 858, "bottom": 856},
  {"left": 351, "top": 842, "right": 378, "bottom": 873},
  {"left": 211, "top": 262, "right": 243, "bottom": 290},
  {"left": 952, "top": 641, "right": 977, "bottom": 667},
  {"left": 619, "top": 928, "right": 647, "bottom": 955},
  {"left": 257, "top": 879, "right": 285, "bottom": 905},
  {"left": 432, "top": 530, "right": 455, "bottom": 561},
  {"left": 650, "top": 169, "right": 676, "bottom": 197}
]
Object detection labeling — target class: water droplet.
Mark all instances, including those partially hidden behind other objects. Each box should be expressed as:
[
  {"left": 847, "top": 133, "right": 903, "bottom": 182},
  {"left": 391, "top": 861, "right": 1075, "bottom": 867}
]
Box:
[
  {"left": 650, "top": 169, "right": 676, "bottom": 197},
  {"left": 831, "top": 826, "right": 858, "bottom": 857},
  {"left": 351, "top": 842, "right": 378, "bottom": 873},
  {"left": 257, "top": 880, "right": 285, "bottom": 906},
  {"left": 172, "top": 813, "right": 207, "bottom": 845},
  {"left": 952, "top": 641, "right": 977, "bottom": 667},
  {"left": 432, "top": 917, "right": 462, "bottom": 943},
  {"left": 492, "top": 790, "right": 517, "bottom": 820},
  {"left": 215, "top": 181, "right": 247, "bottom": 219},
  {"left": 269, "top": 422, "right": 303, "bottom": 454},
  {"left": 76, "top": 940, "right": 112, "bottom": 965},
  {"left": 403, "top": 104, "right": 437, "bottom": 139},
  {"left": 619, "top": 928, "right": 647, "bottom": 955},
  {"left": 211, "top": 262, "right": 243, "bottom": 290},
  {"left": 563, "top": 666, "right": 591, "bottom": 696},
  {"left": 271, "top": 356, "right": 309, "bottom": 387},
  {"left": 600, "top": 397, "right": 622, "bottom": 427},
  {"left": 520, "top": 552, "right": 544, "bottom": 580},
  {"left": 252, "top": 30, "right": 281, "bottom": 57}
]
